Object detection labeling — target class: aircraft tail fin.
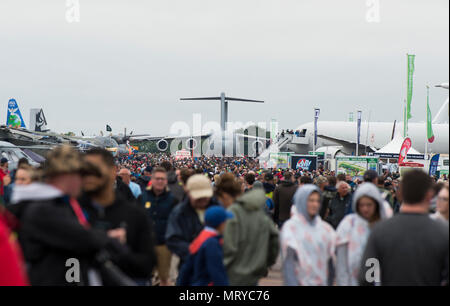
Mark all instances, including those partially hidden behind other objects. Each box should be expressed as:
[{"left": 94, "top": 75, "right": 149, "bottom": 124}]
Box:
[
  {"left": 29, "top": 108, "right": 49, "bottom": 132},
  {"left": 7, "top": 99, "right": 26, "bottom": 129}
]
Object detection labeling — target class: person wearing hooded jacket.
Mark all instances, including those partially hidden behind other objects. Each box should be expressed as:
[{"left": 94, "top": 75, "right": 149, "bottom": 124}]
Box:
[
  {"left": 281, "top": 184, "right": 337, "bottom": 286},
  {"left": 335, "top": 183, "right": 388, "bottom": 286},
  {"left": 8, "top": 146, "right": 130, "bottom": 286},
  {"left": 223, "top": 188, "right": 279, "bottom": 286}
]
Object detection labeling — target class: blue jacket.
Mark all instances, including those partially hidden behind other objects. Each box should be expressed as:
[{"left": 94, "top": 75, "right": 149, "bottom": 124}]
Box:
[
  {"left": 165, "top": 197, "right": 219, "bottom": 265},
  {"left": 140, "top": 187, "right": 178, "bottom": 245},
  {"left": 177, "top": 229, "right": 229, "bottom": 286}
]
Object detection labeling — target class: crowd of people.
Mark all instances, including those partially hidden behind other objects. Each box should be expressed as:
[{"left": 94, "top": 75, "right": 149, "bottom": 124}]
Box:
[
  {"left": 0, "top": 147, "right": 448, "bottom": 286},
  {"left": 277, "top": 129, "right": 306, "bottom": 140}
]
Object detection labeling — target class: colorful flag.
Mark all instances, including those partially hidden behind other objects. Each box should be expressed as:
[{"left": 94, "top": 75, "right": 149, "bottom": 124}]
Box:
[
  {"left": 398, "top": 137, "right": 412, "bottom": 165},
  {"left": 426, "top": 86, "right": 435, "bottom": 143}
]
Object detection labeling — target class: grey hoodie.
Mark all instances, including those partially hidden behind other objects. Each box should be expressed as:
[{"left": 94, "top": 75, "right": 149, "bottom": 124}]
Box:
[
  {"left": 283, "top": 185, "right": 336, "bottom": 286},
  {"left": 336, "top": 183, "right": 387, "bottom": 286},
  {"left": 293, "top": 184, "right": 322, "bottom": 224},
  {"left": 351, "top": 183, "right": 386, "bottom": 220}
]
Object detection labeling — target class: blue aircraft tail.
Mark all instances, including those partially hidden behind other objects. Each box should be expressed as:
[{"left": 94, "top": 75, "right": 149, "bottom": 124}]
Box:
[{"left": 7, "top": 99, "right": 26, "bottom": 128}]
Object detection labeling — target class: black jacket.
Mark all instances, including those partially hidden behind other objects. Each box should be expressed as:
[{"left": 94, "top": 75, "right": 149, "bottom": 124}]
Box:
[
  {"left": 17, "top": 195, "right": 118, "bottom": 285},
  {"left": 325, "top": 192, "right": 352, "bottom": 229},
  {"left": 78, "top": 192, "right": 156, "bottom": 281},
  {"left": 139, "top": 186, "right": 178, "bottom": 245},
  {"left": 165, "top": 197, "right": 219, "bottom": 265},
  {"left": 167, "top": 171, "right": 185, "bottom": 203},
  {"left": 273, "top": 181, "right": 297, "bottom": 223},
  {"left": 115, "top": 177, "right": 136, "bottom": 204},
  {"left": 136, "top": 175, "right": 151, "bottom": 192},
  {"left": 320, "top": 185, "right": 337, "bottom": 219}
]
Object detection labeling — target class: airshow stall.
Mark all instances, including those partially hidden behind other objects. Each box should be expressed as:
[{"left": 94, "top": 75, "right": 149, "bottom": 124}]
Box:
[{"left": 370, "top": 134, "right": 424, "bottom": 163}]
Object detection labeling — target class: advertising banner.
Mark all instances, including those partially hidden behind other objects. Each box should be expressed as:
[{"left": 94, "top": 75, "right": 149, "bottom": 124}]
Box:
[
  {"left": 336, "top": 156, "right": 379, "bottom": 176},
  {"left": 429, "top": 154, "right": 440, "bottom": 176},
  {"left": 175, "top": 150, "right": 192, "bottom": 160},
  {"left": 371, "top": 152, "right": 425, "bottom": 160},
  {"left": 290, "top": 155, "right": 318, "bottom": 172},
  {"left": 398, "top": 137, "right": 412, "bottom": 164},
  {"left": 268, "top": 153, "right": 290, "bottom": 169}
]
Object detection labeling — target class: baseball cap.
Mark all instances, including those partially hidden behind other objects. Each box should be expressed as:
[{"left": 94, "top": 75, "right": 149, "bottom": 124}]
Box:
[
  {"left": 205, "top": 206, "right": 233, "bottom": 228},
  {"left": 186, "top": 174, "right": 213, "bottom": 200},
  {"left": 0, "top": 157, "right": 8, "bottom": 164}
]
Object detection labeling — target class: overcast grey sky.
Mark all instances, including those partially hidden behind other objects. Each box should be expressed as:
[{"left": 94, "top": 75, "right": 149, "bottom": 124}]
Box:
[{"left": 0, "top": 0, "right": 448, "bottom": 136}]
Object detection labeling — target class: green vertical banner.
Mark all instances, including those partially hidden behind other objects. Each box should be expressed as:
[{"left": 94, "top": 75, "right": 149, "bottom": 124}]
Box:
[
  {"left": 406, "top": 54, "right": 415, "bottom": 119},
  {"left": 427, "top": 86, "right": 435, "bottom": 143},
  {"left": 270, "top": 119, "right": 277, "bottom": 144}
]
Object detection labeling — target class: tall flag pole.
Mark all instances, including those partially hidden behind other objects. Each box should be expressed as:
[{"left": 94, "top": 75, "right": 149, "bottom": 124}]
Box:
[
  {"left": 403, "top": 99, "right": 407, "bottom": 138},
  {"left": 405, "top": 54, "right": 415, "bottom": 137},
  {"left": 313, "top": 108, "right": 320, "bottom": 153},
  {"left": 356, "top": 110, "right": 362, "bottom": 156}
]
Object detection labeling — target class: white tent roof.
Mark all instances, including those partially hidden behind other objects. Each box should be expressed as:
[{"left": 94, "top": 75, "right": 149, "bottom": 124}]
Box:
[{"left": 375, "top": 133, "right": 421, "bottom": 154}]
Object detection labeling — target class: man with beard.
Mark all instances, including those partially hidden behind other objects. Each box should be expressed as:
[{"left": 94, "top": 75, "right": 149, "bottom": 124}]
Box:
[{"left": 79, "top": 148, "right": 156, "bottom": 285}]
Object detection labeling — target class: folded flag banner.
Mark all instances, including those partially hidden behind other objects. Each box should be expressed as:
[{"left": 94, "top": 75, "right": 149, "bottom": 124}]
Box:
[{"left": 426, "top": 86, "right": 435, "bottom": 143}]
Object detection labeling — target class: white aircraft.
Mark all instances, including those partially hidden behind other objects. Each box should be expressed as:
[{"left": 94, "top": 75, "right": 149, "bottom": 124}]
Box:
[{"left": 289, "top": 82, "right": 449, "bottom": 155}]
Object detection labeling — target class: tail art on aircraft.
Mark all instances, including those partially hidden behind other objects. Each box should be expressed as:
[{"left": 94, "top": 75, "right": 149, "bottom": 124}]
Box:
[
  {"left": 29, "top": 108, "right": 49, "bottom": 132},
  {"left": 7, "top": 99, "right": 26, "bottom": 129}
]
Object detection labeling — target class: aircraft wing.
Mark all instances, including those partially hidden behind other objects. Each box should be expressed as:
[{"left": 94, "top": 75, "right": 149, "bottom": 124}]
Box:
[
  {"left": 128, "top": 133, "right": 213, "bottom": 142},
  {"left": 128, "top": 135, "right": 162, "bottom": 142},
  {"left": 0, "top": 145, "right": 57, "bottom": 150}
]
